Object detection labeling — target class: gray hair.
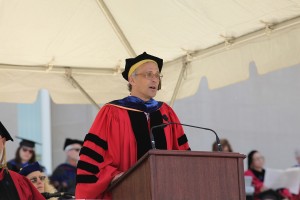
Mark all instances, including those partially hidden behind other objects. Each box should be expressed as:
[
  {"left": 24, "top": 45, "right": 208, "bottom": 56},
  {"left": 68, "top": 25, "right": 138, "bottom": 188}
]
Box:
[{"left": 127, "top": 70, "right": 137, "bottom": 92}]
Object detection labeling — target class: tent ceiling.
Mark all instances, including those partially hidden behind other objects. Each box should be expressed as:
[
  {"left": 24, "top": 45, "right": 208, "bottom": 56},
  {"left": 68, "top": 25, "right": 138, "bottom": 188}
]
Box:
[{"left": 1, "top": 0, "right": 300, "bottom": 106}]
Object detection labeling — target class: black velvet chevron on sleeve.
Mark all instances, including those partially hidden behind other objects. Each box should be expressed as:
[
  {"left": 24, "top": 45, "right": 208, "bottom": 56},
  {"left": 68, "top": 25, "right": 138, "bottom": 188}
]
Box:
[
  {"left": 84, "top": 133, "right": 108, "bottom": 150},
  {"left": 79, "top": 146, "right": 104, "bottom": 163},
  {"left": 76, "top": 174, "right": 98, "bottom": 184},
  {"left": 177, "top": 134, "right": 188, "bottom": 146},
  {"left": 77, "top": 160, "right": 100, "bottom": 174}
]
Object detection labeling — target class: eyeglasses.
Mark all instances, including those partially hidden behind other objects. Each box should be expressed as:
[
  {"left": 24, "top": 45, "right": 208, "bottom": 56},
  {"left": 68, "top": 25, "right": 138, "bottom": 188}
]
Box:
[
  {"left": 70, "top": 148, "right": 81, "bottom": 152},
  {"left": 253, "top": 156, "right": 265, "bottom": 162},
  {"left": 30, "top": 175, "right": 46, "bottom": 183},
  {"left": 135, "top": 72, "right": 163, "bottom": 80},
  {"left": 21, "top": 147, "right": 34, "bottom": 154}
]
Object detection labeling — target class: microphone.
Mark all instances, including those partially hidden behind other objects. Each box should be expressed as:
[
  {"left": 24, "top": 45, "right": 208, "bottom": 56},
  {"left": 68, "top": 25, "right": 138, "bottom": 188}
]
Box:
[
  {"left": 150, "top": 115, "right": 223, "bottom": 151},
  {"left": 150, "top": 114, "right": 171, "bottom": 149},
  {"left": 41, "top": 192, "right": 75, "bottom": 199},
  {"left": 150, "top": 122, "right": 169, "bottom": 149}
]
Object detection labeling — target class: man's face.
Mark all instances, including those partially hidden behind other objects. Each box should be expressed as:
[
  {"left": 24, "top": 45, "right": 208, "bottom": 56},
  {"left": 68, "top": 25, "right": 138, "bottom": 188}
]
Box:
[
  {"left": 66, "top": 143, "right": 82, "bottom": 161},
  {"left": 129, "top": 62, "right": 160, "bottom": 101}
]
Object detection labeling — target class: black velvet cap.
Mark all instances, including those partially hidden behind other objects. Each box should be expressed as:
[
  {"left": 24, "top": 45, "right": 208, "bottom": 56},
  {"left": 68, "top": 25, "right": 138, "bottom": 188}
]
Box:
[
  {"left": 122, "top": 52, "right": 163, "bottom": 81},
  {"left": 19, "top": 162, "right": 43, "bottom": 176},
  {"left": 63, "top": 138, "right": 83, "bottom": 150},
  {"left": 17, "top": 136, "right": 41, "bottom": 148},
  {"left": 0, "top": 121, "right": 13, "bottom": 141}
]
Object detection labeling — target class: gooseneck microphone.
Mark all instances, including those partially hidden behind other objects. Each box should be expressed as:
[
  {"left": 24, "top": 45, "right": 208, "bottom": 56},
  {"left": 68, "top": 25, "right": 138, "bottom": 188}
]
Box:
[
  {"left": 166, "top": 122, "right": 222, "bottom": 151},
  {"left": 150, "top": 115, "right": 223, "bottom": 151},
  {"left": 150, "top": 123, "right": 169, "bottom": 149}
]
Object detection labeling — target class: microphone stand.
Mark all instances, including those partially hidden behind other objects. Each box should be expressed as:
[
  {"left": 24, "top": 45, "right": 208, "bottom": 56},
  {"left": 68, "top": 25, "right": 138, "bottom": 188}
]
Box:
[{"left": 150, "top": 122, "right": 223, "bottom": 152}]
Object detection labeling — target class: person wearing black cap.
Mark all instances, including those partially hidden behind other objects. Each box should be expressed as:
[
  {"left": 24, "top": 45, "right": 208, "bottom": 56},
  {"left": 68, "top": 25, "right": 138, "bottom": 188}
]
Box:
[
  {"left": 19, "top": 162, "right": 58, "bottom": 200},
  {"left": 76, "top": 52, "right": 190, "bottom": 199},
  {"left": 50, "top": 138, "right": 83, "bottom": 194},
  {"left": 0, "top": 121, "right": 45, "bottom": 200},
  {"left": 7, "top": 137, "right": 39, "bottom": 172}
]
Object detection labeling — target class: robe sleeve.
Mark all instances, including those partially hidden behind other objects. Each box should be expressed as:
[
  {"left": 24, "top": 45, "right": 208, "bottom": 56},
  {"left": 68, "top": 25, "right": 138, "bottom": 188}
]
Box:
[
  {"left": 75, "top": 105, "right": 123, "bottom": 199},
  {"left": 244, "top": 170, "right": 264, "bottom": 196},
  {"left": 163, "top": 103, "right": 190, "bottom": 150},
  {"left": 9, "top": 170, "right": 46, "bottom": 200}
]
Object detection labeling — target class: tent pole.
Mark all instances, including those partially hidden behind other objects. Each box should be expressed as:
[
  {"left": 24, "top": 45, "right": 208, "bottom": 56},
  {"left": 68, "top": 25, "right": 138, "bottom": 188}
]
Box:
[
  {"left": 169, "top": 57, "right": 189, "bottom": 107},
  {"left": 0, "top": 63, "right": 117, "bottom": 75},
  {"left": 65, "top": 69, "right": 101, "bottom": 109},
  {"left": 96, "top": 0, "right": 136, "bottom": 57}
]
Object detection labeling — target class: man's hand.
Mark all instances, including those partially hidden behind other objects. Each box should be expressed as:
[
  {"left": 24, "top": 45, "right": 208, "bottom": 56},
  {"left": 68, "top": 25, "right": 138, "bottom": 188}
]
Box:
[{"left": 112, "top": 172, "right": 124, "bottom": 183}]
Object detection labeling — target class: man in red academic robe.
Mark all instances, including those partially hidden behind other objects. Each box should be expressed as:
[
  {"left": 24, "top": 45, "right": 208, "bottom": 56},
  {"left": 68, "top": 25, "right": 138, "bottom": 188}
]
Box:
[
  {"left": 0, "top": 121, "right": 45, "bottom": 200},
  {"left": 76, "top": 52, "right": 190, "bottom": 199}
]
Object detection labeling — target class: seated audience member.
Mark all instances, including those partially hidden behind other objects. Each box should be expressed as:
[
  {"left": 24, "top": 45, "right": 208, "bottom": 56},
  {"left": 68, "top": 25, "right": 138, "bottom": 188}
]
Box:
[
  {"left": 212, "top": 138, "right": 233, "bottom": 152},
  {"left": 7, "top": 137, "right": 44, "bottom": 172},
  {"left": 0, "top": 121, "right": 45, "bottom": 200},
  {"left": 19, "top": 162, "right": 57, "bottom": 200},
  {"left": 245, "top": 150, "right": 295, "bottom": 200},
  {"left": 50, "top": 138, "right": 83, "bottom": 194}
]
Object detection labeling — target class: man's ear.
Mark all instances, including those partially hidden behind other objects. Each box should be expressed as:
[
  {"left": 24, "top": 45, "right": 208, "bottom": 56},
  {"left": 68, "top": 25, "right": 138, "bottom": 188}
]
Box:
[
  {"left": 128, "top": 76, "right": 135, "bottom": 86},
  {"left": 158, "top": 79, "right": 161, "bottom": 90}
]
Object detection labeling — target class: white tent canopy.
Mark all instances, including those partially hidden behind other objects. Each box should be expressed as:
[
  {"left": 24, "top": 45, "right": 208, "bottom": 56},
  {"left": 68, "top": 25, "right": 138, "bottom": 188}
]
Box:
[{"left": 1, "top": 0, "right": 300, "bottom": 107}]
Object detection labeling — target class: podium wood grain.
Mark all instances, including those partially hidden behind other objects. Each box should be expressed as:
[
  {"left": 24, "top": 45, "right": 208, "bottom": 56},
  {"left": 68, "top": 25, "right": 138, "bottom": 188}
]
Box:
[{"left": 109, "top": 150, "right": 246, "bottom": 200}]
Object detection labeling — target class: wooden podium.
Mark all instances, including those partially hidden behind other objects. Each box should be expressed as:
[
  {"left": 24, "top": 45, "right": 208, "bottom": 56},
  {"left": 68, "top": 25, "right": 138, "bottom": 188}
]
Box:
[{"left": 109, "top": 150, "right": 246, "bottom": 200}]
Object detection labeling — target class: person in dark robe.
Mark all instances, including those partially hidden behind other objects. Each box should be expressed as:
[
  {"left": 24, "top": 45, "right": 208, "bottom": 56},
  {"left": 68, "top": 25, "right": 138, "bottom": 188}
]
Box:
[
  {"left": 75, "top": 52, "right": 190, "bottom": 199},
  {"left": 50, "top": 138, "right": 83, "bottom": 193},
  {"left": 19, "top": 162, "right": 58, "bottom": 200},
  {"left": 244, "top": 150, "right": 295, "bottom": 200},
  {"left": 0, "top": 121, "right": 45, "bottom": 200},
  {"left": 7, "top": 137, "right": 41, "bottom": 172}
]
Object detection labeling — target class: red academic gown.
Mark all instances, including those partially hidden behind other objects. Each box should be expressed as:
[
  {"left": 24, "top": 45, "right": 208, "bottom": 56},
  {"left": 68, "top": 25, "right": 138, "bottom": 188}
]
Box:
[
  {"left": 245, "top": 169, "right": 297, "bottom": 200},
  {"left": 244, "top": 169, "right": 264, "bottom": 199},
  {"left": 76, "top": 102, "right": 190, "bottom": 199},
  {"left": 0, "top": 168, "right": 45, "bottom": 200}
]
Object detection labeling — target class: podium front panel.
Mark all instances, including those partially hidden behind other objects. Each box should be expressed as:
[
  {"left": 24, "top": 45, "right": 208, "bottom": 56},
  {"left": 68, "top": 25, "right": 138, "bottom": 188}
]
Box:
[
  {"left": 110, "top": 150, "right": 246, "bottom": 200},
  {"left": 152, "top": 153, "right": 244, "bottom": 199}
]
